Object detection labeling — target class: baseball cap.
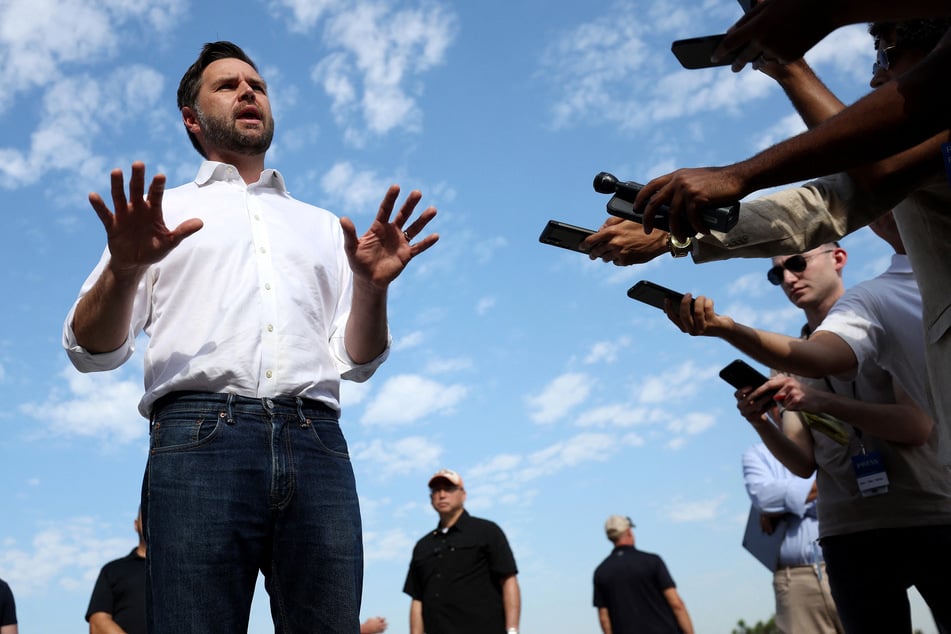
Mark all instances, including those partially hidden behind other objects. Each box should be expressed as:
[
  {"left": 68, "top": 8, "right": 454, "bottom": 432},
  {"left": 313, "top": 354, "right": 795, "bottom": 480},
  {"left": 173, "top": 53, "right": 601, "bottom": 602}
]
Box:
[
  {"left": 428, "top": 469, "right": 464, "bottom": 489},
  {"left": 605, "top": 515, "right": 635, "bottom": 540}
]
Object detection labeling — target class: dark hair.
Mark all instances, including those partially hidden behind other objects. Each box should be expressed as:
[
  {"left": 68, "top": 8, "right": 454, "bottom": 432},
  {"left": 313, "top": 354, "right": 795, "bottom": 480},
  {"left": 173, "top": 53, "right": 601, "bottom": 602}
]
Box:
[
  {"left": 869, "top": 19, "right": 951, "bottom": 53},
  {"left": 177, "top": 41, "right": 259, "bottom": 157}
]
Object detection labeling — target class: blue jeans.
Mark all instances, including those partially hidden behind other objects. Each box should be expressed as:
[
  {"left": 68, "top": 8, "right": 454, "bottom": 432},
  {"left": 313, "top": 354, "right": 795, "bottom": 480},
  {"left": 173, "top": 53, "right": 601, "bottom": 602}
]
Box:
[
  {"left": 821, "top": 525, "right": 951, "bottom": 634},
  {"left": 144, "top": 392, "right": 362, "bottom": 634}
]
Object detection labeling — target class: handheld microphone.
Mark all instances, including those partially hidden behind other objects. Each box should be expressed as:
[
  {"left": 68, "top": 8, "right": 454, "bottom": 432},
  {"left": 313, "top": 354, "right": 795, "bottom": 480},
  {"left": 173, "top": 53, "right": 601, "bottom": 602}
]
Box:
[{"left": 593, "top": 172, "right": 739, "bottom": 233}]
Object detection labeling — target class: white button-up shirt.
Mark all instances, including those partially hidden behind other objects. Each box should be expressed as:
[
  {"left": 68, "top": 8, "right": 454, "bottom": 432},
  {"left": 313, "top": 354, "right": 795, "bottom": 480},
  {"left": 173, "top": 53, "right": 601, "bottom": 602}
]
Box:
[{"left": 64, "top": 161, "right": 389, "bottom": 416}]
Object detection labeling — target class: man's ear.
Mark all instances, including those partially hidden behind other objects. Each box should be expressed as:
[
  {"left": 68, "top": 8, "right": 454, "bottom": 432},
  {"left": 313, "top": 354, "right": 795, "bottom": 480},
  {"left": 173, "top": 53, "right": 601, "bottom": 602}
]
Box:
[{"left": 182, "top": 106, "right": 201, "bottom": 135}]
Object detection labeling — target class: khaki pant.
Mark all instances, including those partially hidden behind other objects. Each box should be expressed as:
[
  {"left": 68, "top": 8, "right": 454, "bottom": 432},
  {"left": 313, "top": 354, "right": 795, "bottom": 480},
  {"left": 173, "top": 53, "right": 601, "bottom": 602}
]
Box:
[{"left": 773, "top": 563, "right": 844, "bottom": 634}]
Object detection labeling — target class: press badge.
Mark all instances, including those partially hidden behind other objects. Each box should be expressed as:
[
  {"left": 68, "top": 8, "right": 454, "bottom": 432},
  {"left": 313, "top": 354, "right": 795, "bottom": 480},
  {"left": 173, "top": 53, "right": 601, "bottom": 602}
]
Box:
[{"left": 851, "top": 450, "right": 889, "bottom": 497}]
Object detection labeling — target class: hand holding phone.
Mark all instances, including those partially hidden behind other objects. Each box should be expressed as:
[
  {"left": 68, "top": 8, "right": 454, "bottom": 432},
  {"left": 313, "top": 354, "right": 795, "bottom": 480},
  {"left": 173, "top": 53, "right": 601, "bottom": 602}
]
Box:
[
  {"left": 539, "top": 220, "right": 595, "bottom": 253},
  {"left": 719, "top": 359, "right": 779, "bottom": 407}
]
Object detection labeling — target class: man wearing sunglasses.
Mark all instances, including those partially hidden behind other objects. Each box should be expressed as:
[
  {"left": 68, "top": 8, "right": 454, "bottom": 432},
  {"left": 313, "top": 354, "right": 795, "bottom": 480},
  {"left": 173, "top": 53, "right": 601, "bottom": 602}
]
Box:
[{"left": 662, "top": 219, "right": 951, "bottom": 633}]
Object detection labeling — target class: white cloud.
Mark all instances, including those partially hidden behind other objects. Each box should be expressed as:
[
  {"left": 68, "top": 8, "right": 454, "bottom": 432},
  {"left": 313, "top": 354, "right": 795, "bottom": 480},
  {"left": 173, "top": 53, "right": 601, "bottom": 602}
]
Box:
[
  {"left": 577, "top": 404, "right": 656, "bottom": 428},
  {"left": 663, "top": 494, "right": 727, "bottom": 523},
  {"left": 353, "top": 436, "right": 442, "bottom": 479},
  {"left": 306, "top": 0, "right": 458, "bottom": 142},
  {"left": 423, "top": 357, "right": 473, "bottom": 375},
  {"left": 472, "top": 236, "right": 508, "bottom": 264},
  {"left": 340, "top": 379, "right": 373, "bottom": 409},
  {"left": 475, "top": 296, "right": 496, "bottom": 316},
  {"left": 525, "top": 372, "right": 593, "bottom": 424},
  {"left": 19, "top": 365, "right": 145, "bottom": 445},
  {"left": 361, "top": 374, "right": 468, "bottom": 425},
  {"left": 0, "top": 65, "right": 164, "bottom": 190},
  {"left": 667, "top": 412, "right": 716, "bottom": 437},
  {"left": 394, "top": 330, "right": 425, "bottom": 352},
  {"left": 0, "top": 517, "right": 134, "bottom": 597},
  {"left": 636, "top": 361, "right": 718, "bottom": 404},
  {"left": 0, "top": 0, "right": 182, "bottom": 112},
  {"left": 362, "top": 527, "right": 415, "bottom": 562},
  {"left": 319, "top": 161, "right": 393, "bottom": 216},
  {"left": 583, "top": 337, "right": 631, "bottom": 365}
]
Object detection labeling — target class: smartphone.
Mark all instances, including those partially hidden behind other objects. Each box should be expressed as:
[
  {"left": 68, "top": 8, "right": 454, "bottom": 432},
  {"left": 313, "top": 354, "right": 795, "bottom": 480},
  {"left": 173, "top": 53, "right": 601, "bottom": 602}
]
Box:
[
  {"left": 719, "top": 359, "right": 779, "bottom": 403},
  {"left": 627, "top": 280, "right": 685, "bottom": 310},
  {"left": 671, "top": 34, "right": 740, "bottom": 69},
  {"left": 539, "top": 220, "right": 596, "bottom": 253}
]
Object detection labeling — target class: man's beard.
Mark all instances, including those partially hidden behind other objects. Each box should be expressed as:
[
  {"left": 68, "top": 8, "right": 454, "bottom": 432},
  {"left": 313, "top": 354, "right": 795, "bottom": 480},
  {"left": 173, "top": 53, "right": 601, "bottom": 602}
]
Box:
[{"left": 196, "top": 106, "right": 274, "bottom": 156}]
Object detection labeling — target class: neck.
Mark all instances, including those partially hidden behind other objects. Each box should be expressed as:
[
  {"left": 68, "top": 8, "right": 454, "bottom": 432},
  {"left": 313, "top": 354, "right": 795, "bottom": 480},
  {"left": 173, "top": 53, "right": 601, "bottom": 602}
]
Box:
[
  {"left": 803, "top": 287, "right": 844, "bottom": 330},
  {"left": 208, "top": 150, "right": 266, "bottom": 185},
  {"left": 136, "top": 543, "right": 147, "bottom": 558},
  {"left": 439, "top": 508, "right": 465, "bottom": 529}
]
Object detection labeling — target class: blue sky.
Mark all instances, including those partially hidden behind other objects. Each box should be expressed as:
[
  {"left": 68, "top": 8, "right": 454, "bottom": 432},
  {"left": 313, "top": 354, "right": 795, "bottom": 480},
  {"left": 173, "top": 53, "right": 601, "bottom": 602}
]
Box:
[{"left": 0, "top": 0, "right": 938, "bottom": 632}]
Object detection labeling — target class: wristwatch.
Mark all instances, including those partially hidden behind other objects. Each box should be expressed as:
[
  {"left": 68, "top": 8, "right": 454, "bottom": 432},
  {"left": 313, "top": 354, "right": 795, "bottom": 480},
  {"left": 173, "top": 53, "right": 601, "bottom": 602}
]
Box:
[{"left": 667, "top": 233, "right": 692, "bottom": 258}]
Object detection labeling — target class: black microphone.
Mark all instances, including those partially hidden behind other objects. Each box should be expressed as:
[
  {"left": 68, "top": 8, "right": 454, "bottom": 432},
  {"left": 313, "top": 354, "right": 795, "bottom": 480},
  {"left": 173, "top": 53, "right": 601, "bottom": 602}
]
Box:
[{"left": 593, "top": 172, "right": 739, "bottom": 233}]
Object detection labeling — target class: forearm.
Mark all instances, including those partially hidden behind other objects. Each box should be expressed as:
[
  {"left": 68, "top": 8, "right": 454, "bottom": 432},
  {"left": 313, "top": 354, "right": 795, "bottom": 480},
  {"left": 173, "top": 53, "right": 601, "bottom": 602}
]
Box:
[
  {"left": 502, "top": 575, "right": 521, "bottom": 630},
  {"left": 770, "top": 60, "right": 845, "bottom": 129},
  {"left": 739, "top": 39, "right": 951, "bottom": 194},
  {"left": 766, "top": 56, "right": 947, "bottom": 196},
  {"left": 714, "top": 323, "right": 855, "bottom": 378},
  {"left": 345, "top": 278, "right": 389, "bottom": 364},
  {"left": 803, "top": 390, "right": 932, "bottom": 445},
  {"left": 752, "top": 412, "right": 816, "bottom": 478},
  {"left": 597, "top": 607, "right": 613, "bottom": 634},
  {"left": 672, "top": 604, "right": 694, "bottom": 634},
  {"left": 409, "top": 600, "right": 423, "bottom": 634},
  {"left": 72, "top": 263, "right": 144, "bottom": 354},
  {"left": 89, "top": 612, "right": 128, "bottom": 634}
]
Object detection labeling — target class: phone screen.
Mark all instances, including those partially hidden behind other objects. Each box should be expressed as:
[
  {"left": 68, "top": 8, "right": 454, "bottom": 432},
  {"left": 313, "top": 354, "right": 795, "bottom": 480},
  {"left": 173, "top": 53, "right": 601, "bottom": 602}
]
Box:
[
  {"left": 719, "top": 360, "right": 779, "bottom": 405},
  {"left": 627, "top": 280, "right": 684, "bottom": 310},
  {"left": 671, "top": 34, "right": 740, "bottom": 69},
  {"left": 539, "top": 220, "right": 595, "bottom": 253}
]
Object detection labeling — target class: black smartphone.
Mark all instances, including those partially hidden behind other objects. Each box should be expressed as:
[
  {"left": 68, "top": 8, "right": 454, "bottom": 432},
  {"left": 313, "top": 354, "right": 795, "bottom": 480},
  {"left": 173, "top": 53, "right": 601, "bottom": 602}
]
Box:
[
  {"left": 539, "top": 220, "right": 595, "bottom": 253},
  {"left": 671, "top": 34, "right": 740, "bottom": 69},
  {"left": 627, "top": 280, "right": 685, "bottom": 310},
  {"left": 719, "top": 359, "right": 779, "bottom": 403}
]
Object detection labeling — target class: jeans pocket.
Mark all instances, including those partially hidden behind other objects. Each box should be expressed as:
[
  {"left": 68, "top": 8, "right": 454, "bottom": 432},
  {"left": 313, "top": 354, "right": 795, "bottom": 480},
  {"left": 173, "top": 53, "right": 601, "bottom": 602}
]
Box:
[
  {"left": 304, "top": 417, "right": 350, "bottom": 459},
  {"left": 150, "top": 409, "right": 223, "bottom": 454}
]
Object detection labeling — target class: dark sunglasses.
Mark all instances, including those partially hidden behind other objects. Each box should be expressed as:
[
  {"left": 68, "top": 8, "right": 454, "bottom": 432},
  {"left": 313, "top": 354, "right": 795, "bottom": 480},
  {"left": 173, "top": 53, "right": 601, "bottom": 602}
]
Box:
[
  {"left": 872, "top": 45, "right": 898, "bottom": 75},
  {"left": 767, "top": 250, "right": 835, "bottom": 285}
]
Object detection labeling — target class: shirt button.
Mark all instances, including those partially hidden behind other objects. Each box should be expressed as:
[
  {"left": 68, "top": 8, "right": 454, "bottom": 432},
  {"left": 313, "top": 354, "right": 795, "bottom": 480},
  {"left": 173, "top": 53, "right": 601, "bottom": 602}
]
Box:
[
  {"left": 266, "top": 370, "right": 273, "bottom": 379},
  {"left": 267, "top": 324, "right": 274, "bottom": 332},
  {"left": 265, "top": 283, "right": 272, "bottom": 290}
]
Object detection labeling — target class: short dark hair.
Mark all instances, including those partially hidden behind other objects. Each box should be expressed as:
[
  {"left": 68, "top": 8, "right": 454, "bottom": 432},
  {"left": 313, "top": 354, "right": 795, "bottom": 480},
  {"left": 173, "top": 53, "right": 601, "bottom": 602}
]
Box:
[
  {"left": 869, "top": 19, "right": 951, "bottom": 53},
  {"left": 177, "top": 41, "right": 259, "bottom": 157}
]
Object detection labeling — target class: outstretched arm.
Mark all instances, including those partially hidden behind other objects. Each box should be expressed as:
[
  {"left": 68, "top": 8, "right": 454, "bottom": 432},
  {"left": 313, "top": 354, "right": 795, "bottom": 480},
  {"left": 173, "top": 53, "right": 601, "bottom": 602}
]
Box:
[
  {"left": 340, "top": 185, "right": 438, "bottom": 364},
  {"left": 664, "top": 294, "right": 857, "bottom": 378},
  {"left": 72, "top": 162, "right": 202, "bottom": 354}
]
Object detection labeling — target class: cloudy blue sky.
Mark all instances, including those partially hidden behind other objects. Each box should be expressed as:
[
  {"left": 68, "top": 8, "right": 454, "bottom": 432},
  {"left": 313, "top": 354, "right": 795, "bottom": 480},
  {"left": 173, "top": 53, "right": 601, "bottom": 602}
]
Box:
[{"left": 0, "top": 0, "right": 937, "bottom": 632}]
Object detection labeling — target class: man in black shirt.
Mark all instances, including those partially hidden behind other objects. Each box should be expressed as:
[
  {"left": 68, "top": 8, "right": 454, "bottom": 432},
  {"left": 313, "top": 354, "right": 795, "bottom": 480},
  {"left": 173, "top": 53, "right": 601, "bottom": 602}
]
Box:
[
  {"left": 403, "top": 469, "right": 520, "bottom": 634},
  {"left": 86, "top": 510, "right": 146, "bottom": 634},
  {"left": 0, "top": 577, "right": 17, "bottom": 634},
  {"left": 593, "top": 515, "right": 694, "bottom": 634}
]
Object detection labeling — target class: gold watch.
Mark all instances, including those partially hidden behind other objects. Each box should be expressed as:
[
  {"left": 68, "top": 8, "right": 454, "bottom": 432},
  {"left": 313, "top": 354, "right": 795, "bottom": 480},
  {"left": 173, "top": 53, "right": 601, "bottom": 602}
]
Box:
[{"left": 667, "top": 233, "right": 692, "bottom": 258}]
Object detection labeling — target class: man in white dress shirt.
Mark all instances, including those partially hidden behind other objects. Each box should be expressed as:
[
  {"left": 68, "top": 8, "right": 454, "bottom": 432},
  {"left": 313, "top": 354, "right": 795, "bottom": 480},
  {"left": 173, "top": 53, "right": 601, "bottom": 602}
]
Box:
[{"left": 63, "top": 41, "right": 438, "bottom": 634}]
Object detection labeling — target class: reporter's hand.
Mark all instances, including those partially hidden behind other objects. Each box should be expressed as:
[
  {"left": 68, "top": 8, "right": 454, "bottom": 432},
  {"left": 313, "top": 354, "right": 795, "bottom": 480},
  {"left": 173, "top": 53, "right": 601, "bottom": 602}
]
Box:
[
  {"left": 663, "top": 293, "right": 734, "bottom": 337},
  {"left": 582, "top": 217, "right": 668, "bottom": 265}
]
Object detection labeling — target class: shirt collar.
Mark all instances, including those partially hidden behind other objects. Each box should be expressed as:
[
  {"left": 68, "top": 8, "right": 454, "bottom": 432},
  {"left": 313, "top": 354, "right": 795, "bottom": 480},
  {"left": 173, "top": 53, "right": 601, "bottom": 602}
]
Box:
[
  {"left": 435, "top": 509, "right": 471, "bottom": 534},
  {"left": 193, "top": 160, "right": 288, "bottom": 193}
]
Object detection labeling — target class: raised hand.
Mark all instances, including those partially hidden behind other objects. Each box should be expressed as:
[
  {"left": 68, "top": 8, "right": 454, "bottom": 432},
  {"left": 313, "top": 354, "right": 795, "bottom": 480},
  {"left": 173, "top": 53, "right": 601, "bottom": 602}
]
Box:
[
  {"left": 89, "top": 161, "right": 202, "bottom": 276},
  {"left": 340, "top": 185, "right": 439, "bottom": 288}
]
